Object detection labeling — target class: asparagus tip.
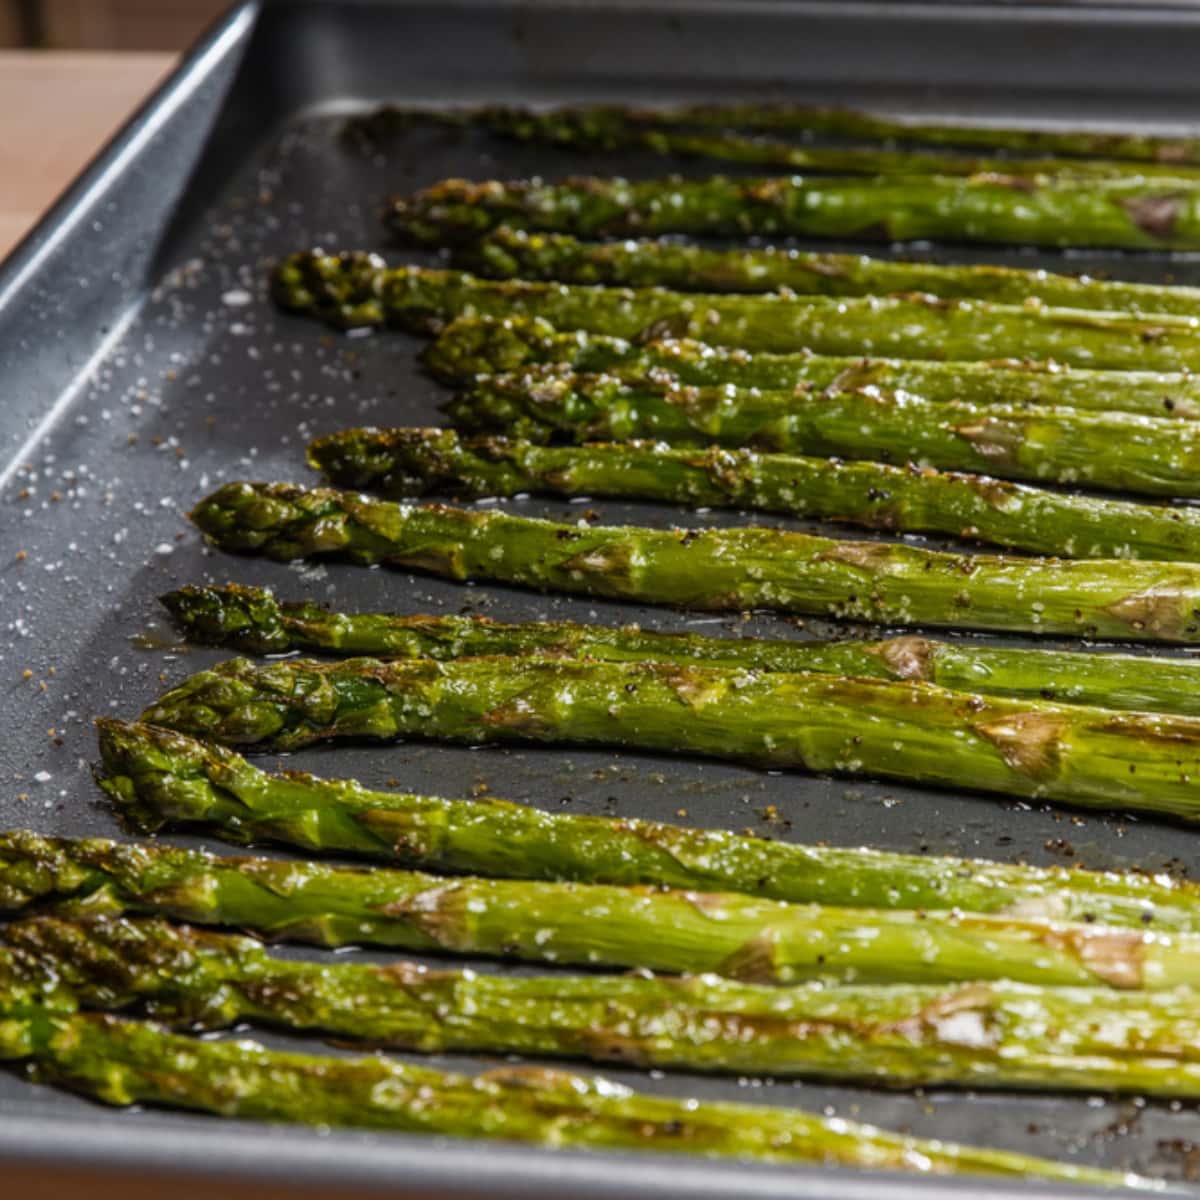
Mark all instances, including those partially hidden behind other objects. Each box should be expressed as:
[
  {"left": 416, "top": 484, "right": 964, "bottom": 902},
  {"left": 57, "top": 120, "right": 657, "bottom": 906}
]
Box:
[
  {"left": 271, "top": 250, "right": 388, "bottom": 328},
  {"left": 421, "top": 315, "right": 565, "bottom": 381},
  {"left": 160, "top": 583, "right": 291, "bottom": 654}
]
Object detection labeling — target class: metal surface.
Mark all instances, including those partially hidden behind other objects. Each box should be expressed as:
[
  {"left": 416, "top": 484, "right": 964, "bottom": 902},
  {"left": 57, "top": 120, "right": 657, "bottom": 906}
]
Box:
[{"left": 4, "top": 0, "right": 1200, "bottom": 1195}]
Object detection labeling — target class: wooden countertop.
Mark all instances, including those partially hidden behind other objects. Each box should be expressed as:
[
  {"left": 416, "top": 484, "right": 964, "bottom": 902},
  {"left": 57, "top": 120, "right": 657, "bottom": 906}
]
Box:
[{"left": 0, "top": 50, "right": 177, "bottom": 260}]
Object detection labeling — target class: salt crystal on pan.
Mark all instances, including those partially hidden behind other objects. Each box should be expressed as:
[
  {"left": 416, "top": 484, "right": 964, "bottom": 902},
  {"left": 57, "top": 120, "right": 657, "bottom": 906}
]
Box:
[
  {"left": 221, "top": 289, "right": 252, "bottom": 307},
  {"left": 33, "top": 771, "right": 51, "bottom": 783}
]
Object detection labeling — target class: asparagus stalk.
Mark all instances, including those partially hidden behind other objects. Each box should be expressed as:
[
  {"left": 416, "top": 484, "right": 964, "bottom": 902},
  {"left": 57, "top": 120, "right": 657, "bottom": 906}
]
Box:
[
  {"left": 275, "top": 253, "right": 1200, "bottom": 371},
  {"left": 491, "top": 117, "right": 1200, "bottom": 183},
  {"left": 466, "top": 228, "right": 1200, "bottom": 314},
  {"left": 142, "top": 653, "right": 1200, "bottom": 822},
  {"left": 96, "top": 717, "right": 1200, "bottom": 929},
  {"left": 0, "top": 1006, "right": 1136, "bottom": 1185},
  {"left": 615, "top": 103, "right": 1200, "bottom": 166},
  {"left": 188, "top": 481, "right": 1200, "bottom": 641},
  {"left": 19, "top": 913, "right": 1200, "bottom": 1099},
  {"left": 0, "top": 831, "right": 1195, "bottom": 988},
  {"left": 306, "top": 427, "right": 1200, "bottom": 559},
  {"left": 386, "top": 174, "right": 1200, "bottom": 252},
  {"left": 449, "top": 369, "right": 1200, "bottom": 499},
  {"left": 346, "top": 99, "right": 1200, "bottom": 169},
  {"left": 424, "top": 317, "right": 1200, "bottom": 422},
  {"left": 156, "top": 584, "right": 1200, "bottom": 719},
  {"left": 347, "top": 104, "right": 1200, "bottom": 182}
]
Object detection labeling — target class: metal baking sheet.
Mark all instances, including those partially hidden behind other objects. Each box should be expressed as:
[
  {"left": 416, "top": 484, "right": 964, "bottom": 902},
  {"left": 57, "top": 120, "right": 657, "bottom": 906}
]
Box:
[{"left": 4, "top": 1, "right": 1200, "bottom": 1195}]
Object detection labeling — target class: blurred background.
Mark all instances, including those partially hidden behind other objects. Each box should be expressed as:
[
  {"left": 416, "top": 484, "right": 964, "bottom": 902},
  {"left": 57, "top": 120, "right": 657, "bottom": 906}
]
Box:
[
  {"left": 0, "top": 2, "right": 210, "bottom": 258},
  {"left": 0, "top": 0, "right": 224, "bottom": 47}
]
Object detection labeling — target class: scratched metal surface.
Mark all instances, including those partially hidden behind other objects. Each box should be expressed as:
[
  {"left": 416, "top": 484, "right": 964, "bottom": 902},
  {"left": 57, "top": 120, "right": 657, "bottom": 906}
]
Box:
[{"left": 3, "top": 1, "right": 1200, "bottom": 1195}]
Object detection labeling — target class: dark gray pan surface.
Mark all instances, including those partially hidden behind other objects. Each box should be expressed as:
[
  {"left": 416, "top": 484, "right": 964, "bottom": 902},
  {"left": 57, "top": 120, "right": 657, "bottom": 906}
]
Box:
[{"left": 4, "top": 1, "right": 1200, "bottom": 1195}]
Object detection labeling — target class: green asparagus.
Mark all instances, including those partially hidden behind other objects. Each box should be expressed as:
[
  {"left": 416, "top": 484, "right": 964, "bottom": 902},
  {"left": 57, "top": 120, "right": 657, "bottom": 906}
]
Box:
[
  {"left": 347, "top": 104, "right": 1200, "bottom": 182},
  {"left": 156, "top": 583, "right": 1200, "bottom": 718},
  {"left": 0, "top": 831, "right": 1193, "bottom": 988},
  {"left": 275, "top": 252, "right": 1200, "bottom": 370},
  {"left": 96, "top": 717, "right": 1200, "bottom": 928},
  {"left": 612, "top": 102, "right": 1200, "bottom": 165},
  {"left": 387, "top": 174, "right": 1200, "bottom": 251},
  {"left": 449, "top": 371, "right": 1200, "bottom": 498},
  {"left": 424, "top": 317, "right": 1200, "bottom": 422},
  {"left": 347, "top": 99, "right": 1200, "bottom": 168},
  {"left": 142, "top": 654, "right": 1200, "bottom": 822},
  {"left": 306, "top": 427, "right": 1200, "bottom": 558},
  {"left": 0, "top": 1001, "right": 1137, "bottom": 1185},
  {"left": 19, "top": 913, "right": 1200, "bottom": 1098},
  {"left": 466, "top": 228, "right": 1200, "bottom": 314},
  {"left": 188, "top": 482, "right": 1200, "bottom": 641},
  {"left": 490, "top": 116, "right": 1200, "bottom": 182}
]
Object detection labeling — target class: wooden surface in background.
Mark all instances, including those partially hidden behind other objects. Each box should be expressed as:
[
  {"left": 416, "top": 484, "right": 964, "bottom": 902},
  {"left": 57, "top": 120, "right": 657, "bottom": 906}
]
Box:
[
  {"left": 37, "top": 0, "right": 228, "bottom": 50},
  {"left": 0, "top": 1, "right": 23, "bottom": 45},
  {"left": 0, "top": 50, "right": 176, "bottom": 259}
]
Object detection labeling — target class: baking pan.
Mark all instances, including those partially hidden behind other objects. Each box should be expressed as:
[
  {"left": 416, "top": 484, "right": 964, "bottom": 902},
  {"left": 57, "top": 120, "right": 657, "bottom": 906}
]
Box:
[{"left": 5, "top": 1, "right": 1200, "bottom": 1195}]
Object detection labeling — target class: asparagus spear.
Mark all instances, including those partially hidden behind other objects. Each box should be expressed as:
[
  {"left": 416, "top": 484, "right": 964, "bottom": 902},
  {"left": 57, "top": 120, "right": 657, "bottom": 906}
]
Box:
[
  {"left": 19, "top": 912, "right": 1200, "bottom": 1099},
  {"left": 96, "top": 717, "right": 1200, "bottom": 929},
  {"left": 466, "top": 228, "right": 1200, "bottom": 314},
  {"left": 617, "top": 102, "right": 1200, "bottom": 166},
  {"left": 0, "top": 831, "right": 1194, "bottom": 988},
  {"left": 306, "top": 427, "right": 1200, "bottom": 558},
  {"left": 0, "top": 1006, "right": 1136, "bottom": 1185},
  {"left": 489, "top": 116, "right": 1200, "bottom": 182},
  {"left": 143, "top": 654, "right": 1200, "bottom": 822},
  {"left": 187, "top": 481, "right": 1200, "bottom": 641},
  {"left": 347, "top": 99, "right": 1200, "bottom": 169},
  {"left": 276, "top": 253, "right": 1200, "bottom": 371},
  {"left": 156, "top": 584, "right": 1200, "bottom": 718},
  {"left": 386, "top": 174, "right": 1200, "bottom": 252},
  {"left": 449, "top": 369, "right": 1200, "bottom": 499},
  {"left": 348, "top": 104, "right": 1200, "bottom": 182},
  {"left": 424, "top": 317, "right": 1200, "bottom": 422}
]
